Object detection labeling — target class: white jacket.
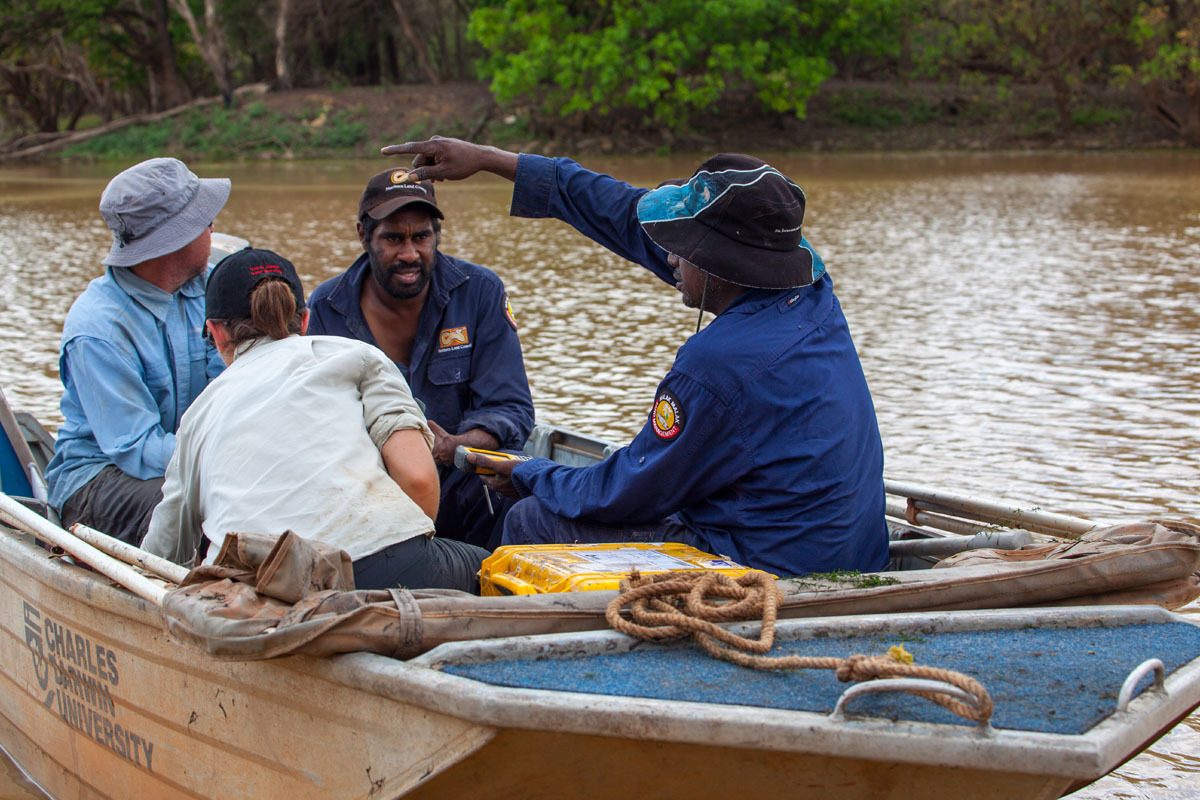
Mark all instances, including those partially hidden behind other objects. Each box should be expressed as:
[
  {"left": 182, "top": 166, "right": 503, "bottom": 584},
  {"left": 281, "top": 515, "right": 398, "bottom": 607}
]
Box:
[{"left": 144, "top": 335, "right": 433, "bottom": 565}]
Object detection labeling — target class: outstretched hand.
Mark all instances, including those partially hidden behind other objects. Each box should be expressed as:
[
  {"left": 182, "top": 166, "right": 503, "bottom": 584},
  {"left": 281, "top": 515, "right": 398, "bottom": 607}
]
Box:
[
  {"left": 465, "top": 450, "right": 521, "bottom": 498},
  {"left": 380, "top": 136, "right": 519, "bottom": 183}
]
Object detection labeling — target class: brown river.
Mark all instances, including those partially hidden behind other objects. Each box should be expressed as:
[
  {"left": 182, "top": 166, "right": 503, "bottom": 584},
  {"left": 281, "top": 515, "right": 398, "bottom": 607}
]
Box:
[{"left": 1, "top": 152, "right": 1198, "bottom": 798}]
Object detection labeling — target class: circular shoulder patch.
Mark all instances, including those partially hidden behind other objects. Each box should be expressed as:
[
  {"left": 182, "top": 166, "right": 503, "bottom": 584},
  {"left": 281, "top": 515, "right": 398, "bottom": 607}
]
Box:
[
  {"left": 503, "top": 293, "right": 518, "bottom": 330},
  {"left": 651, "top": 389, "right": 685, "bottom": 441}
]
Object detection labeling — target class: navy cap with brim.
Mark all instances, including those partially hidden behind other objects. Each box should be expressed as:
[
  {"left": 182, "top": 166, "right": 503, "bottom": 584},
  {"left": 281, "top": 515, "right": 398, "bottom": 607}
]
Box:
[
  {"left": 640, "top": 216, "right": 816, "bottom": 289},
  {"left": 637, "top": 155, "right": 818, "bottom": 289},
  {"left": 360, "top": 168, "right": 444, "bottom": 221},
  {"left": 365, "top": 194, "right": 443, "bottom": 221},
  {"left": 206, "top": 248, "right": 306, "bottom": 321}
]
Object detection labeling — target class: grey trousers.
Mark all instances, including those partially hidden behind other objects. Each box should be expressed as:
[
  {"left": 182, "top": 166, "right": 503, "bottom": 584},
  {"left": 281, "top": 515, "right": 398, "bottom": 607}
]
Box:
[
  {"left": 352, "top": 535, "right": 490, "bottom": 594},
  {"left": 59, "top": 465, "right": 163, "bottom": 546}
]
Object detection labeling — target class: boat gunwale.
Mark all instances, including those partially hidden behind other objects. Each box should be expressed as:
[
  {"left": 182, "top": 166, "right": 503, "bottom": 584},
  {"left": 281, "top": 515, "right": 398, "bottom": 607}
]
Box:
[
  {"left": 6, "top": 519, "right": 1200, "bottom": 784},
  {"left": 322, "top": 607, "right": 1200, "bottom": 781}
]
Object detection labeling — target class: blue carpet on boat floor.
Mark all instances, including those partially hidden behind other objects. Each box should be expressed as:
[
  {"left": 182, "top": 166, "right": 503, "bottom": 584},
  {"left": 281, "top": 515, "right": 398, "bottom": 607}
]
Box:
[{"left": 441, "top": 622, "right": 1200, "bottom": 735}]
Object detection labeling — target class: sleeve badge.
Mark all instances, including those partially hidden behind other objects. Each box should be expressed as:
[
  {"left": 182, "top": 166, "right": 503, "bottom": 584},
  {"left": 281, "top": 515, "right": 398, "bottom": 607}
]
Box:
[
  {"left": 503, "top": 293, "right": 518, "bottom": 330},
  {"left": 650, "top": 389, "right": 685, "bottom": 441}
]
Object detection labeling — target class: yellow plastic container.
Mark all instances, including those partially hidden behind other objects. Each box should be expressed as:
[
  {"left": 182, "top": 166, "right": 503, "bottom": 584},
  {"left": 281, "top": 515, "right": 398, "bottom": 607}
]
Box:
[{"left": 479, "top": 542, "right": 760, "bottom": 595}]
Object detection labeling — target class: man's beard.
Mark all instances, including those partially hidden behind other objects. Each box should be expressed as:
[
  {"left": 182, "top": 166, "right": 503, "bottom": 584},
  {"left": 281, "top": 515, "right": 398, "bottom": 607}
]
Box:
[{"left": 369, "top": 253, "right": 432, "bottom": 300}]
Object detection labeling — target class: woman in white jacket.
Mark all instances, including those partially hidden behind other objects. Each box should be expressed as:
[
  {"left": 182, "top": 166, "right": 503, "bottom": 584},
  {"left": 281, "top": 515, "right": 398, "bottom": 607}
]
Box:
[{"left": 143, "top": 247, "right": 488, "bottom": 593}]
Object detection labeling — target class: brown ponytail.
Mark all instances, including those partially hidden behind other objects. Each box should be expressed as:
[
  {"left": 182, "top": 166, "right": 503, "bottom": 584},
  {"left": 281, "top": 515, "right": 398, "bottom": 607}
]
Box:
[{"left": 219, "top": 278, "right": 305, "bottom": 349}]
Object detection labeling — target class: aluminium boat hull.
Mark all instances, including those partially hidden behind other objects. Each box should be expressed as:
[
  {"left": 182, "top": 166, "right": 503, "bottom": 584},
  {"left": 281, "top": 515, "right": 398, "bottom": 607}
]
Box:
[{"left": 5, "top": 525, "right": 1200, "bottom": 800}]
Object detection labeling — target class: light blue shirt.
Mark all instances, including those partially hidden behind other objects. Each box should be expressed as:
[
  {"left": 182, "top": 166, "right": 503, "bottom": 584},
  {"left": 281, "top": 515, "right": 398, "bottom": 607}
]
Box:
[{"left": 46, "top": 266, "right": 224, "bottom": 509}]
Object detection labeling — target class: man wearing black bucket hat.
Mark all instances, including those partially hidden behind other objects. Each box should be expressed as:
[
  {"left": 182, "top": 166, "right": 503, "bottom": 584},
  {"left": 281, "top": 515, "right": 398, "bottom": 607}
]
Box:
[
  {"left": 382, "top": 137, "right": 888, "bottom": 577},
  {"left": 143, "top": 248, "right": 489, "bottom": 592},
  {"left": 305, "top": 168, "right": 534, "bottom": 552},
  {"left": 46, "top": 158, "right": 231, "bottom": 545}
]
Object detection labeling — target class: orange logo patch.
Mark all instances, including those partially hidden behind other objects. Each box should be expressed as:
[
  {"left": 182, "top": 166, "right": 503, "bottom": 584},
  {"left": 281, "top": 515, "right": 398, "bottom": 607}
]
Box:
[
  {"left": 651, "top": 390, "right": 684, "bottom": 440},
  {"left": 439, "top": 326, "right": 469, "bottom": 349}
]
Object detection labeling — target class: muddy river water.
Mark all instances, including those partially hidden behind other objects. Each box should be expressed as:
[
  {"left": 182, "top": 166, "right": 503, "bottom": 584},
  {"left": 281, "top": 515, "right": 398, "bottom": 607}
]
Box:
[{"left": 1, "top": 151, "right": 1198, "bottom": 798}]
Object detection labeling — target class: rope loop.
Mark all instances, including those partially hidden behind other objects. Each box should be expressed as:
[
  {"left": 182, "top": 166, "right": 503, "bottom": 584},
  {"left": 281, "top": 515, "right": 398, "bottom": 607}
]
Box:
[{"left": 606, "top": 569, "right": 993, "bottom": 724}]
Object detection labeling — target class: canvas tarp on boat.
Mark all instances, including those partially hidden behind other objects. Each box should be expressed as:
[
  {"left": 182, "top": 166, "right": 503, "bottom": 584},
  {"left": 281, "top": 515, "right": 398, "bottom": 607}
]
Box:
[{"left": 160, "top": 522, "right": 1200, "bottom": 661}]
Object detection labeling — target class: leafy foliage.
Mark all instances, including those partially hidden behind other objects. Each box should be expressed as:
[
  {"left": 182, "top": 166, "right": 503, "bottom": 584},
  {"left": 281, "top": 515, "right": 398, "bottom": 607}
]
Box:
[
  {"left": 60, "top": 100, "right": 367, "bottom": 159},
  {"left": 467, "top": 0, "right": 914, "bottom": 131},
  {"left": 907, "top": 0, "right": 1140, "bottom": 130},
  {"left": 3, "top": 0, "right": 1200, "bottom": 148},
  {"left": 1114, "top": 2, "right": 1200, "bottom": 143}
]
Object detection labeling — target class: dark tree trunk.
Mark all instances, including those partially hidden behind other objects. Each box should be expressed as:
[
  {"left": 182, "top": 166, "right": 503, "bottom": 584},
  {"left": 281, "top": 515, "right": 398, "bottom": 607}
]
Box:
[
  {"left": 151, "top": 0, "right": 185, "bottom": 108},
  {"left": 390, "top": 0, "right": 439, "bottom": 84},
  {"left": 274, "top": 0, "right": 293, "bottom": 90}
]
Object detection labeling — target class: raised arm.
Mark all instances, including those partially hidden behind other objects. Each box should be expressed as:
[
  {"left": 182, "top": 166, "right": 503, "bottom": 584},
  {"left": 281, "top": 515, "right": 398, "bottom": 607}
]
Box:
[
  {"left": 384, "top": 136, "right": 676, "bottom": 286},
  {"left": 382, "top": 136, "right": 519, "bottom": 183}
]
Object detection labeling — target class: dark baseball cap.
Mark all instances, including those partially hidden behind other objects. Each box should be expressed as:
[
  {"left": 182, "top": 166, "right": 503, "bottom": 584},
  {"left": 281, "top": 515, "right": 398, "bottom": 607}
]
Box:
[
  {"left": 206, "top": 248, "right": 306, "bottom": 321},
  {"left": 358, "top": 168, "right": 443, "bottom": 221}
]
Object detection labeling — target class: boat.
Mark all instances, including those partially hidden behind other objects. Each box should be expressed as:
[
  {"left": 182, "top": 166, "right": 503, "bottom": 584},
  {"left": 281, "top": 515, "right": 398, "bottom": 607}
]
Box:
[{"left": 3, "top": 381, "right": 1200, "bottom": 800}]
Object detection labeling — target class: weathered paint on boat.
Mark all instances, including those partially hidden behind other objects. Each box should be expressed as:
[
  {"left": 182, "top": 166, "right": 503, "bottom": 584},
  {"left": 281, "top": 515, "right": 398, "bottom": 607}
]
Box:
[
  {"left": 5, "top": 522, "right": 1200, "bottom": 800},
  {"left": 0, "top": 528, "right": 496, "bottom": 799},
  {"left": 4, "top": 381, "right": 1200, "bottom": 799}
]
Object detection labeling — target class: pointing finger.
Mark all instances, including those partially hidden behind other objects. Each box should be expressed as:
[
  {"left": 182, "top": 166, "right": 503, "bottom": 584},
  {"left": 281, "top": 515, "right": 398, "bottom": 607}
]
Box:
[{"left": 380, "top": 139, "right": 432, "bottom": 156}]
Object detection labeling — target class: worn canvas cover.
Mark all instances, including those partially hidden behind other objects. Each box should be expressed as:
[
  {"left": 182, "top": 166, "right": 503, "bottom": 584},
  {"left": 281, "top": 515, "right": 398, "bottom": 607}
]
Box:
[{"left": 161, "top": 522, "right": 1200, "bottom": 660}]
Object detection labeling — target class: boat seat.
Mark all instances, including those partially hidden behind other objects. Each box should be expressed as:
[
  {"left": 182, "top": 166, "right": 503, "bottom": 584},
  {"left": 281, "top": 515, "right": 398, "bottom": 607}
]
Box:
[{"left": 0, "top": 385, "right": 60, "bottom": 527}]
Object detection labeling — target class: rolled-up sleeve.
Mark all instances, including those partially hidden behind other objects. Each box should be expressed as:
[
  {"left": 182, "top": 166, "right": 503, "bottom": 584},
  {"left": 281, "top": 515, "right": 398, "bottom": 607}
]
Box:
[{"left": 359, "top": 348, "right": 433, "bottom": 451}]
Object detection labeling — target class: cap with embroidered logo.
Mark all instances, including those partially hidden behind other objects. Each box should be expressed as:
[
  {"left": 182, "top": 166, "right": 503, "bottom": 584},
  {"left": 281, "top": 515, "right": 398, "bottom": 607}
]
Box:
[
  {"left": 206, "top": 247, "right": 306, "bottom": 322},
  {"left": 359, "top": 168, "right": 443, "bottom": 221}
]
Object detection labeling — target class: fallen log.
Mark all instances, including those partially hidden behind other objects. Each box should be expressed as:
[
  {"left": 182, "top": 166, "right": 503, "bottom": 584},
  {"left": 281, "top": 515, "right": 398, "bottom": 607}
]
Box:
[{"left": 0, "top": 82, "right": 270, "bottom": 162}]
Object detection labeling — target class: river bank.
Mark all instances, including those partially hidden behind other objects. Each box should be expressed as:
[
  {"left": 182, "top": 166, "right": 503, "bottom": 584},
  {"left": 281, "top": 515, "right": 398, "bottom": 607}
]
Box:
[{"left": 15, "top": 78, "right": 1189, "bottom": 164}]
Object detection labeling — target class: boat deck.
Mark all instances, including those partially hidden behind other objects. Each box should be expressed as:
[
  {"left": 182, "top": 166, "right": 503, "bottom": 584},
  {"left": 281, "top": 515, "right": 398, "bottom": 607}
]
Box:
[{"left": 440, "top": 618, "right": 1200, "bottom": 735}]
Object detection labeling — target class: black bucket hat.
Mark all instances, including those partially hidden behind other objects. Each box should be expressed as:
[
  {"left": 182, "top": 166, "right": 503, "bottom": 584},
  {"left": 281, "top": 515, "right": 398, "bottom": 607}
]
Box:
[
  {"left": 636, "top": 154, "right": 820, "bottom": 289},
  {"left": 206, "top": 248, "right": 306, "bottom": 322}
]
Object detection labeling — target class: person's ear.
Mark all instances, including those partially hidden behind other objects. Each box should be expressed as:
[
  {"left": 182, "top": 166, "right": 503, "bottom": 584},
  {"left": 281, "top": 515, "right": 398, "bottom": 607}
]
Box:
[
  {"left": 206, "top": 320, "right": 229, "bottom": 348},
  {"left": 299, "top": 309, "right": 310, "bottom": 336},
  {"left": 356, "top": 219, "right": 368, "bottom": 250}
]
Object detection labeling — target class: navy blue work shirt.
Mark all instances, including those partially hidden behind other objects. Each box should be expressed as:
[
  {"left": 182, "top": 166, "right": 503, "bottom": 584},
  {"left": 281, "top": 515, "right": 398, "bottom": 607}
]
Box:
[
  {"left": 506, "top": 155, "right": 889, "bottom": 577},
  {"left": 306, "top": 252, "right": 534, "bottom": 451}
]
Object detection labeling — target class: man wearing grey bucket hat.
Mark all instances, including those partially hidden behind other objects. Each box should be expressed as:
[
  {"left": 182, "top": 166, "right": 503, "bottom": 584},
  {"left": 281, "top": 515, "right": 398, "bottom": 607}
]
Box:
[
  {"left": 45, "top": 157, "right": 232, "bottom": 546},
  {"left": 382, "top": 137, "right": 889, "bottom": 578}
]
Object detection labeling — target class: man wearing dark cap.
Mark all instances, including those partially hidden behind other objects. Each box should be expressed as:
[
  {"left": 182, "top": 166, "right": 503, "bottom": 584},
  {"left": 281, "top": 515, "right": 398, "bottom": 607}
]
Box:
[
  {"left": 306, "top": 168, "right": 534, "bottom": 551},
  {"left": 379, "top": 137, "right": 889, "bottom": 578},
  {"left": 46, "top": 157, "right": 230, "bottom": 545}
]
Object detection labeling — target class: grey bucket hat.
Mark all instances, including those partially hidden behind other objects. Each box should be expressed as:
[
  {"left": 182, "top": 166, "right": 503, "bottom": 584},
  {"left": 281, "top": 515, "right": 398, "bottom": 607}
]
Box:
[{"left": 99, "top": 158, "right": 231, "bottom": 267}]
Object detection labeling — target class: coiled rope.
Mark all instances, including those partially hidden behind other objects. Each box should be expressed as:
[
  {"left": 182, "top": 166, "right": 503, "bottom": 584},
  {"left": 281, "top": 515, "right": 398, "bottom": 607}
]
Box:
[{"left": 604, "top": 569, "right": 993, "bottom": 724}]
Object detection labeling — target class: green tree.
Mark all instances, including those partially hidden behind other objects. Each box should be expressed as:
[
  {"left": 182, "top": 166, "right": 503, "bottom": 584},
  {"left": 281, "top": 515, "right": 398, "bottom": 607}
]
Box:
[
  {"left": 1116, "top": 2, "right": 1200, "bottom": 144},
  {"left": 0, "top": 0, "right": 198, "bottom": 137},
  {"left": 468, "top": 0, "right": 911, "bottom": 134},
  {"left": 912, "top": 0, "right": 1139, "bottom": 131}
]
